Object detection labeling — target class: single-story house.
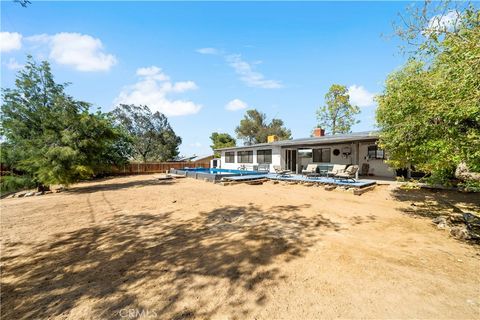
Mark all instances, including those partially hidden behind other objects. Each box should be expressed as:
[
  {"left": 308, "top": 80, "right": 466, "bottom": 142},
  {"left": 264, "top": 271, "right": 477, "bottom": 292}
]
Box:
[{"left": 215, "top": 129, "right": 396, "bottom": 178}]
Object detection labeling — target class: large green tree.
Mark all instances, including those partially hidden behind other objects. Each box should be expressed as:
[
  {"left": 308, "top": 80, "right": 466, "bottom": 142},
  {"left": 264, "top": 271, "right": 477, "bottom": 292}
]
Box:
[
  {"left": 111, "top": 104, "right": 182, "bottom": 163},
  {"left": 377, "top": 2, "right": 479, "bottom": 185},
  {"left": 235, "top": 109, "right": 291, "bottom": 145},
  {"left": 210, "top": 132, "right": 236, "bottom": 157},
  {"left": 316, "top": 84, "right": 360, "bottom": 135},
  {"left": 1, "top": 57, "right": 131, "bottom": 187}
]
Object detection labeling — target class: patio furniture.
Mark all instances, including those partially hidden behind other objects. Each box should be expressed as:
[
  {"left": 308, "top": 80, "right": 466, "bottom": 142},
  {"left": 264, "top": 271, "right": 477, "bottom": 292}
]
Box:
[
  {"left": 333, "top": 165, "right": 359, "bottom": 182},
  {"left": 257, "top": 164, "right": 270, "bottom": 173},
  {"left": 302, "top": 164, "right": 318, "bottom": 177},
  {"left": 326, "top": 164, "right": 347, "bottom": 177},
  {"left": 273, "top": 165, "right": 292, "bottom": 177}
]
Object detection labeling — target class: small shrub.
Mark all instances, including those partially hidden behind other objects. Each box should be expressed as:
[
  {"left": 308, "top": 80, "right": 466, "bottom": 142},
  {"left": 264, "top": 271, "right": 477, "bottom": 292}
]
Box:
[
  {"left": 0, "top": 175, "right": 36, "bottom": 195},
  {"left": 459, "top": 180, "right": 480, "bottom": 193}
]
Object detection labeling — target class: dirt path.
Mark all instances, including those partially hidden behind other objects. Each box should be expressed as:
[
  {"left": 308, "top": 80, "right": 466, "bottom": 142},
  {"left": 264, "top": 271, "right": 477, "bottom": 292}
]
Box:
[{"left": 1, "top": 175, "right": 479, "bottom": 319}]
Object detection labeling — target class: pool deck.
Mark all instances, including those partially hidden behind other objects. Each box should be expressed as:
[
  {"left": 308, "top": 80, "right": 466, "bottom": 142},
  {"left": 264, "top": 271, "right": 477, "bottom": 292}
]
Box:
[{"left": 222, "top": 173, "right": 376, "bottom": 188}]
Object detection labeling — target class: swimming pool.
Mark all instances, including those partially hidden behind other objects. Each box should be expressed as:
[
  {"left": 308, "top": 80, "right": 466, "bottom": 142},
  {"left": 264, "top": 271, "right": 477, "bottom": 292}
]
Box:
[{"left": 170, "top": 167, "right": 262, "bottom": 182}]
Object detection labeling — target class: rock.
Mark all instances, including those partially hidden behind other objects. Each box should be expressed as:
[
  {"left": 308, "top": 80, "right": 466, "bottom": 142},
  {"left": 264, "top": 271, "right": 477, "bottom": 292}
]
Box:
[
  {"left": 44, "top": 191, "right": 53, "bottom": 195},
  {"left": 450, "top": 226, "right": 471, "bottom": 240},
  {"left": 24, "top": 192, "right": 35, "bottom": 197},
  {"left": 432, "top": 216, "right": 447, "bottom": 225},
  {"left": 16, "top": 192, "right": 27, "bottom": 198},
  {"left": 463, "top": 213, "right": 480, "bottom": 239},
  {"left": 437, "top": 222, "right": 449, "bottom": 230},
  {"left": 324, "top": 185, "right": 336, "bottom": 191},
  {"left": 455, "top": 162, "right": 480, "bottom": 182},
  {"left": 34, "top": 191, "right": 44, "bottom": 196},
  {"left": 448, "top": 213, "right": 464, "bottom": 224}
]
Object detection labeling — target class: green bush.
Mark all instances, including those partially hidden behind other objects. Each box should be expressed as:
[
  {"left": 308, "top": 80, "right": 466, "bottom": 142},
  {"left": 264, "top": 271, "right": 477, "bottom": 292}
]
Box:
[
  {"left": 459, "top": 180, "right": 480, "bottom": 193},
  {"left": 0, "top": 175, "right": 36, "bottom": 195}
]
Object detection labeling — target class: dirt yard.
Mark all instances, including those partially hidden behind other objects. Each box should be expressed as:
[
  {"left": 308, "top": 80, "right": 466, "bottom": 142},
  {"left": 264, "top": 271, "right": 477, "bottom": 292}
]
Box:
[{"left": 1, "top": 175, "right": 479, "bottom": 319}]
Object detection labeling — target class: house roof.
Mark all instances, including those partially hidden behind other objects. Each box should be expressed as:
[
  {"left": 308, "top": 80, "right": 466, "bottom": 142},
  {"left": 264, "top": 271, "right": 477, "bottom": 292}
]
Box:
[{"left": 215, "top": 131, "right": 379, "bottom": 151}]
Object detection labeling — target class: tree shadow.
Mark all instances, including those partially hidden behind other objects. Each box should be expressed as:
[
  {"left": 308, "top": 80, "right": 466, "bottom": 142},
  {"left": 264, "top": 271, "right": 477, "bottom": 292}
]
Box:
[
  {"left": 1, "top": 204, "right": 342, "bottom": 319},
  {"left": 390, "top": 188, "right": 480, "bottom": 219}
]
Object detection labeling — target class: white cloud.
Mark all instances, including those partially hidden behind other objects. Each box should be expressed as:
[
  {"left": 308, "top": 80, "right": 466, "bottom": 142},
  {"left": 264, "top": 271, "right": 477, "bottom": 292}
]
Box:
[
  {"left": 225, "top": 99, "right": 248, "bottom": 111},
  {"left": 6, "top": 57, "right": 23, "bottom": 70},
  {"left": 0, "top": 32, "right": 22, "bottom": 52},
  {"left": 114, "top": 66, "right": 202, "bottom": 116},
  {"left": 196, "top": 47, "right": 219, "bottom": 55},
  {"left": 226, "top": 54, "right": 283, "bottom": 89},
  {"left": 27, "top": 32, "right": 117, "bottom": 71},
  {"left": 196, "top": 47, "right": 283, "bottom": 89},
  {"left": 348, "top": 85, "right": 376, "bottom": 108},
  {"left": 190, "top": 142, "right": 202, "bottom": 148},
  {"left": 425, "top": 11, "right": 461, "bottom": 35}
]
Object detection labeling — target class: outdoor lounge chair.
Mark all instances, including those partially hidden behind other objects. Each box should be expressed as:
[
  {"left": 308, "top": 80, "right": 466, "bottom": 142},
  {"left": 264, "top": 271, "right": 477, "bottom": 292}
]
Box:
[
  {"left": 257, "top": 164, "right": 270, "bottom": 173},
  {"left": 333, "top": 165, "right": 359, "bottom": 182},
  {"left": 302, "top": 164, "right": 318, "bottom": 177},
  {"left": 273, "top": 165, "right": 292, "bottom": 177},
  {"left": 326, "top": 164, "right": 347, "bottom": 177}
]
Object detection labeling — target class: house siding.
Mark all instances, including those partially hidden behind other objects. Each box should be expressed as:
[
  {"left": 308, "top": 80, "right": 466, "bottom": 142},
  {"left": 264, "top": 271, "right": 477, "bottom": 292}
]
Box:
[{"left": 219, "top": 139, "right": 396, "bottom": 178}]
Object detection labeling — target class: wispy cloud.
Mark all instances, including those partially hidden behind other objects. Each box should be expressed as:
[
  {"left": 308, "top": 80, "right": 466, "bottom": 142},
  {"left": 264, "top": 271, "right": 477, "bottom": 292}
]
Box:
[
  {"left": 225, "top": 98, "right": 249, "bottom": 111},
  {"left": 196, "top": 47, "right": 283, "bottom": 89},
  {"left": 114, "top": 66, "right": 202, "bottom": 116},
  {"left": 0, "top": 32, "right": 22, "bottom": 52},
  {"left": 26, "top": 32, "right": 117, "bottom": 72},
  {"left": 196, "top": 47, "right": 220, "bottom": 55},
  {"left": 5, "top": 57, "right": 23, "bottom": 70},
  {"left": 348, "top": 85, "right": 376, "bottom": 108}
]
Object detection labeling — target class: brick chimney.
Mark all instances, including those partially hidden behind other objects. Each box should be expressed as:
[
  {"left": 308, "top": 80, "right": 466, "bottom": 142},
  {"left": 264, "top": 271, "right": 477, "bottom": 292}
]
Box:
[{"left": 313, "top": 127, "right": 325, "bottom": 137}]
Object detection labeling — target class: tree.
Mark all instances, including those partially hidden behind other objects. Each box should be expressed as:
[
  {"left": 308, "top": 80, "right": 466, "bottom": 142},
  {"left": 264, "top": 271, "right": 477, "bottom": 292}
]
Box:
[
  {"left": 377, "top": 2, "right": 480, "bottom": 186},
  {"left": 1, "top": 57, "right": 131, "bottom": 187},
  {"left": 210, "top": 132, "right": 236, "bottom": 157},
  {"left": 111, "top": 104, "right": 182, "bottom": 163},
  {"left": 235, "top": 109, "right": 291, "bottom": 145},
  {"left": 316, "top": 84, "right": 360, "bottom": 135}
]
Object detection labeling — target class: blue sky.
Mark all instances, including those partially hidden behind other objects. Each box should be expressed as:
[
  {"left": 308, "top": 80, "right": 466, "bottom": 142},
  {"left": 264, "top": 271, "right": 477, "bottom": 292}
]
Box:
[{"left": 1, "top": 1, "right": 410, "bottom": 156}]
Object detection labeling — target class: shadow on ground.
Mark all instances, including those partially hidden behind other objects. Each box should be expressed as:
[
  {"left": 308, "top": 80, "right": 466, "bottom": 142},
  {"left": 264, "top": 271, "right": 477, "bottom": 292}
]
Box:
[
  {"left": 391, "top": 188, "right": 480, "bottom": 218},
  {"left": 1, "top": 204, "right": 342, "bottom": 319}
]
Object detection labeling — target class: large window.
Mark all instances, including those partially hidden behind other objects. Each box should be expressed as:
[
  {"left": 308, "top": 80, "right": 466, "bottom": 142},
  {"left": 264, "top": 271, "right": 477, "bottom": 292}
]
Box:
[
  {"left": 368, "top": 145, "right": 385, "bottom": 159},
  {"left": 238, "top": 150, "right": 253, "bottom": 163},
  {"left": 313, "top": 148, "right": 331, "bottom": 163},
  {"left": 257, "top": 149, "right": 272, "bottom": 164},
  {"left": 225, "top": 151, "right": 235, "bottom": 163}
]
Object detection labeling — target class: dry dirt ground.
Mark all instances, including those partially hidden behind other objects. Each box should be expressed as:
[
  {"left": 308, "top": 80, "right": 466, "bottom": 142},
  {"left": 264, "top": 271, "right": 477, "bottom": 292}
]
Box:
[{"left": 1, "top": 175, "right": 479, "bottom": 320}]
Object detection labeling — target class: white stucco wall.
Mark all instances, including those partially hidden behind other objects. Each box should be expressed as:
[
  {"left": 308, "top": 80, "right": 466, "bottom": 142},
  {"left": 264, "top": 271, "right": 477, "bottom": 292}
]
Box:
[
  {"left": 219, "top": 141, "right": 396, "bottom": 178},
  {"left": 219, "top": 146, "right": 282, "bottom": 172},
  {"left": 358, "top": 142, "right": 396, "bottom": 178}
]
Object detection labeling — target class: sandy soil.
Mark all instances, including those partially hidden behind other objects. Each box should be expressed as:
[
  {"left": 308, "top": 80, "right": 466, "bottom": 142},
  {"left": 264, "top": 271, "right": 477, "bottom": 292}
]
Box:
[{"left": 1, "top": 175, "right": 479, "bottom": 320}]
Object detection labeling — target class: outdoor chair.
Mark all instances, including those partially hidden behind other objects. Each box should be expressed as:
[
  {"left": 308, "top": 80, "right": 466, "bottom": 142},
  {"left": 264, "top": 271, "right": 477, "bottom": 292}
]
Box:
[
  {"left": 273, "top": 165, "right": 292, "bottom": 177},
  {"left": 301, "top": 164, "right": 318, "bottom": 177},
  {"left": 326, "top": 164, "right": 347, "bottom": 177},
  {"left": 333, "top": 165, "right": 359, "bottom": 182},
  {"left": 257, "top": 164, "right": 270, "bottom": 173}
]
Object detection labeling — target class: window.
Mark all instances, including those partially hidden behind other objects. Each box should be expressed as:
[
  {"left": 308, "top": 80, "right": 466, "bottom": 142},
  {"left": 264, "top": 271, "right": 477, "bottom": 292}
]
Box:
[
  {"left": 225, "top": 151, "right": 235, "bottom": 163},
  {"left": 368, "top": 145, "right": 385, "bottom": 159},
  {"left": 238, "top": 150, "right": 253, "bottom": 163},
  {"left": 298, "top": 148, "right": 312, "bottom": 158},
  {"left": 313, "top": 148, "right": 331, "bottom": 163},
  {"left": 257, "top": 149, "right": 272, "bottom": 164}
]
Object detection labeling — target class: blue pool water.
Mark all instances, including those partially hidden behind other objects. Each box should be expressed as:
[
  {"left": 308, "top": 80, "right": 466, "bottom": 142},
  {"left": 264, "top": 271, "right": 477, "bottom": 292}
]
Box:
[{"left": 181, "top": 167, "right": 260, "bottom": 175}]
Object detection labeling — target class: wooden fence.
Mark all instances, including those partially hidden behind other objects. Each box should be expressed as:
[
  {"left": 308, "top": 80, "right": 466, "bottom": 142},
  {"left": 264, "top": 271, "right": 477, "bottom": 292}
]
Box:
[
  {"left": 0, "top": 160, "right": 212, "bottom": 177},
  {"left": 108, "top": 161, "right": 211, "bottom": 175}
]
